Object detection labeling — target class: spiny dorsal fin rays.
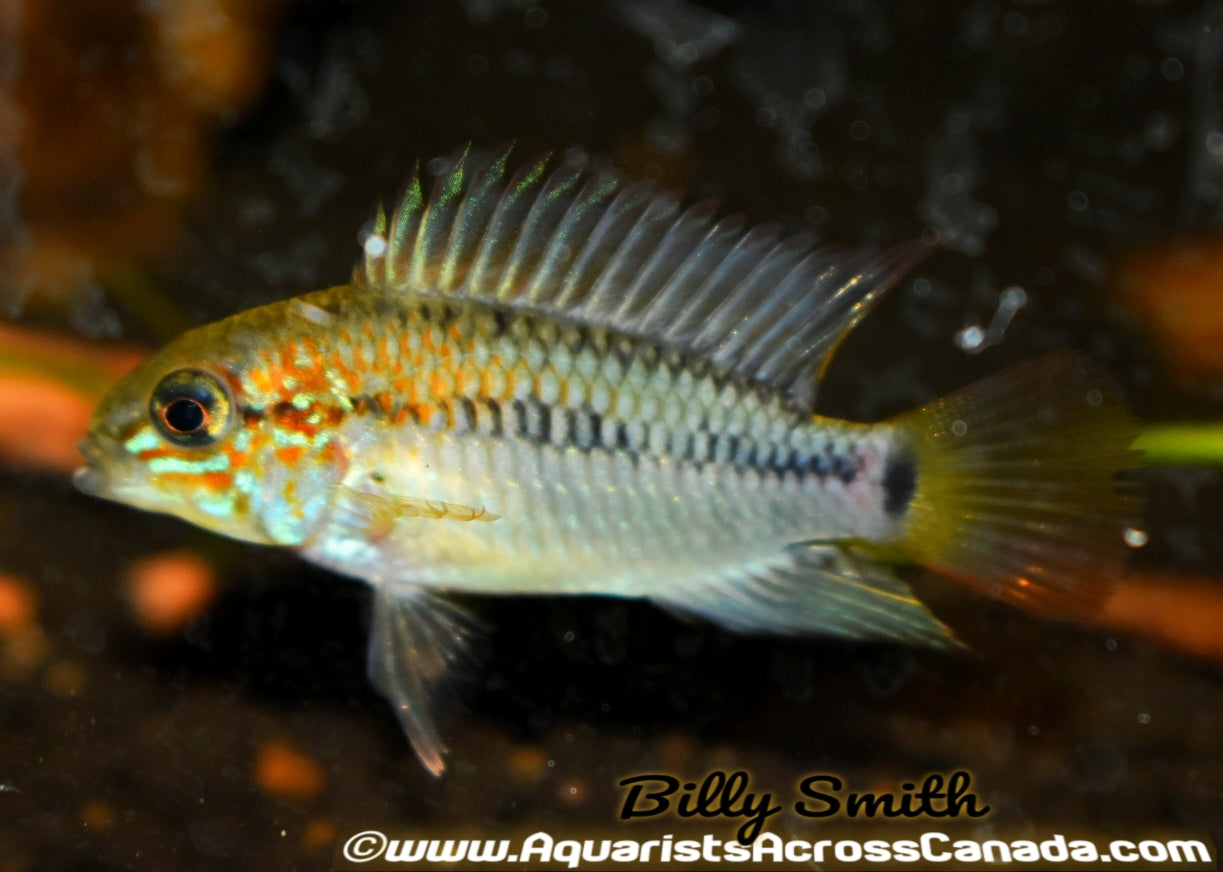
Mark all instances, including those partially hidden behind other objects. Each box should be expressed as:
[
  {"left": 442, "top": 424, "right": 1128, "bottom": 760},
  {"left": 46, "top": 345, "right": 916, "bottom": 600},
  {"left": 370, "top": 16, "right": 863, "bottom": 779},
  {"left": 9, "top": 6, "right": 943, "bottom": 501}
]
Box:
[
  {"left": 551, "top": 180, "right": 659, "bottom": 313},
  {"left": 387, "top": 169, "right": 424, "bottom": 287},
  {"left": 357, "top": 147, "right": 929, "bottom": 413},
  {"left": 509, "top": 164, "right": 614, "bottom": 307},
  {"left": 465, "top": 153, "right": 553, "bottom": 299},
  {"left": 437, "top": 148, "right": 514, "bottom": 292},
  {"left": 492, "top": 157, "right": 586, "bottom": 303},
  {"left": 607, "top": 198, "right": 720, "bottom": 326},
  {"left": 658, "top": 223, "right": 779, "bottom": 345},
  {"left": 572, "top": 187, "right": 684, "bottom": 319},
  {"left": 410, "top": 144, "right": 477, "bottom": 292},
  {"left": 629, "top": 207, "right": 745, "bottom": 332}
]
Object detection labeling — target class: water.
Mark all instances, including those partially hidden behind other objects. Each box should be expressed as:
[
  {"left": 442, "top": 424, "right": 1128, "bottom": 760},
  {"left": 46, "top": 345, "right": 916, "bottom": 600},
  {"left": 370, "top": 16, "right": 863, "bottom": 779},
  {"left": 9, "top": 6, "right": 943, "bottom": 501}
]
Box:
[{"left": 1, "top": 2, "right": 1220, "bottom": 868}]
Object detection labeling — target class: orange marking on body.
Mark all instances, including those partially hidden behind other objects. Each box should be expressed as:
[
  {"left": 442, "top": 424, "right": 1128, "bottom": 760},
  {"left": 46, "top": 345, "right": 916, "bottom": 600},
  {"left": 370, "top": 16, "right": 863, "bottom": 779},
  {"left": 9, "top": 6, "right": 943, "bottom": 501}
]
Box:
[
  {"left": 429, "top": 369, "right": 452, "bottom": 400},
  {"left": 223, "top": 445, "right": 249, "bottom": 470},
  {"left": 377, "top": 393, "right": 393, "bottom": 414},
  {"left": 331, "top": 354, "right": 361, "bottom": 394},
  {"left": 477, "top": 365, "right": 494, "bottom": 399},
  {"left": 249, "top": 368, "right": 274, "bottom": 394},
  {"left": 201, "top": 471, "right": 233, "bottom": 491},
  {"left": 410, "top": 402, "right": 436, "bottom": 427},
  {"left": 137, "top": 447, "right": 176, "bottom": 462},
  {"left": 273, "top": 405, "right": 321, "bottom": 438},
  {"left": 279, "top": 342, "right": 300, "bottom": 372},
  {"left": 276, "top": 446, "right": 305, "bottom": 467},
  {"left": 449, "top": 324, "right": 463, "bottom": 342},
  {"left": 317, "top": 441, "right": 342, "bottom": 466}
]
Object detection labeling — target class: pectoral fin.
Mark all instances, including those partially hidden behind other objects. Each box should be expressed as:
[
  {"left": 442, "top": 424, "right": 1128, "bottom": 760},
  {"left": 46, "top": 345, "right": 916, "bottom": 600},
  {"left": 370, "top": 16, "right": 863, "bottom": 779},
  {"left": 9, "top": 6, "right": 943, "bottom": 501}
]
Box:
[
  {"left": 367, "top": 588, "right": 482, "bottom": 776},
  {"left": 336, "top": 484, "right": 500, "bottom": 540}
]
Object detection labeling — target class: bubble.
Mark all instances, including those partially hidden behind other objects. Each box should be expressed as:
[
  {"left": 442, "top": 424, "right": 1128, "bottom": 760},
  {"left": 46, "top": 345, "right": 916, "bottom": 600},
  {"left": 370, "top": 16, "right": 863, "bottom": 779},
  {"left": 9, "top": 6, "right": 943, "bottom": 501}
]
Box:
[
  {"left": 363, "top": 234, "right": 388, "bottom": 258},
  {"left": 803, "top": 87, "right": 827, "bottom": 110},
  {"left": 955, "top": 323, "right": 985, "bottom": 352}
]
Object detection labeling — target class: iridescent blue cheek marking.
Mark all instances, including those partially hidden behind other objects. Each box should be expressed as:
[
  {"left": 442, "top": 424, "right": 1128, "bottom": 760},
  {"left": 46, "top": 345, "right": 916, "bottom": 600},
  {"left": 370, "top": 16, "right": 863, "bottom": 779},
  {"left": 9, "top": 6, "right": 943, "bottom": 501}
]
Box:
[
  {"left": 148, "top": 454, "right": 232, "bottom": 476},
  {"left": 124, "top": 429, "right": 162, "bottom": 454},
  {"left": 196, "top": 492, "right": 238, "bottom": 518}
]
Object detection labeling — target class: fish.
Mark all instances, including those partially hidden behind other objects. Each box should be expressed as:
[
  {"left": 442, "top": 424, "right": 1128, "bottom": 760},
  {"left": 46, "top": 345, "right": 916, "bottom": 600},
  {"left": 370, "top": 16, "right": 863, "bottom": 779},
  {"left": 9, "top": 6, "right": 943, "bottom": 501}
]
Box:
[{"left": 74, "top": 147, "right": 1139, "bottom": 775}]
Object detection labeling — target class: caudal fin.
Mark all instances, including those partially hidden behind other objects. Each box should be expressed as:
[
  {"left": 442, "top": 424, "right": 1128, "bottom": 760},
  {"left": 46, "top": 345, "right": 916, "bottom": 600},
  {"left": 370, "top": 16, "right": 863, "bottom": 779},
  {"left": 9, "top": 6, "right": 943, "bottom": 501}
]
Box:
[{"left": 889, "top": 353, "right": 1141, "bottom": 618}]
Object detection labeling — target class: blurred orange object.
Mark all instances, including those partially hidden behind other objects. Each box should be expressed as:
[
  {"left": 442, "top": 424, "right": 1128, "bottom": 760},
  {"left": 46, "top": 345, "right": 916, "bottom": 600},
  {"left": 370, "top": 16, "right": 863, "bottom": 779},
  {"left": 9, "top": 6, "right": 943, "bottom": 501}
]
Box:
[
  {"left": 301, "top": 818, "right": 339, "bottom": 854},
  {"left": 0, "top": 0, "right": 284, "bottom": 309},
  {"left": 1117, "top": 236, "right": 1223, "bottom": 386},
  {"left": 1101, "top": 574, "right": 1223, "bottom": 661},
  {"left": 254, "top": 740, "right": 327, "bottom": 802},
  {"left": 124, "top": 550, "right": 218, "bottom": 636},
  {"left": 0, "top": 573, "right": 36, "bottom": 632},
  {"left": 0, "top": 322, "right": 146, "bottom": 474}
]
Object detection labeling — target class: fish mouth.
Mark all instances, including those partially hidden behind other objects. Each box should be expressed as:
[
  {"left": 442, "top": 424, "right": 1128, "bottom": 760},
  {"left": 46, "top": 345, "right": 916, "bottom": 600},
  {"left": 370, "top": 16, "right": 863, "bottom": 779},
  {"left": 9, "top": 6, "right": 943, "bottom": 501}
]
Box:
[{"left": 73, "top": 437, "right": 117, "bottom": 499}]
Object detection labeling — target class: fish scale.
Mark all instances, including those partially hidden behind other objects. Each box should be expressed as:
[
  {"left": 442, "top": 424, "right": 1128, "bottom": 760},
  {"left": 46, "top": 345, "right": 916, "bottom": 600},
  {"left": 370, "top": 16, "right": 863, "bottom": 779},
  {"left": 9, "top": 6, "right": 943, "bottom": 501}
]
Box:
[
  {"left": 76, "top": 147, "right": 1139, "bottom": 775},
  {"left": 262, "top": 291, "right": 860, "bottom": 483}
]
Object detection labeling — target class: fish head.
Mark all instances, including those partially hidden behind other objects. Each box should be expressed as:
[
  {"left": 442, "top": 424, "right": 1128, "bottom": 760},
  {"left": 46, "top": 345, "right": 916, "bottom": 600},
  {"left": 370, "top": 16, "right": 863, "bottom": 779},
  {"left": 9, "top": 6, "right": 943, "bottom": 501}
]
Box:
[{"left": 75, "top": 309, "right": 345, "bottom": 547}]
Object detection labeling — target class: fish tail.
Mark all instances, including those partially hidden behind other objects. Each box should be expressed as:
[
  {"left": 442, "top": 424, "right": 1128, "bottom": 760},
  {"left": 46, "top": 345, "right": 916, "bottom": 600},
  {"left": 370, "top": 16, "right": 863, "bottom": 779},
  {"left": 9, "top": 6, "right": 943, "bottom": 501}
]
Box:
[{"left": 887, "top": 352, "right": 1142, "bottom": 618}]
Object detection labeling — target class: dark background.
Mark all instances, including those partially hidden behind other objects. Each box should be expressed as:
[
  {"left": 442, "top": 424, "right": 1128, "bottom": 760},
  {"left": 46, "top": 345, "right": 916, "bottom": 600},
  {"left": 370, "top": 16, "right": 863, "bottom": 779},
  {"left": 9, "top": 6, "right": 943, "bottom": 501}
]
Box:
[{"left": 1, "top": 1, "right": 1221, "bottom": 869}]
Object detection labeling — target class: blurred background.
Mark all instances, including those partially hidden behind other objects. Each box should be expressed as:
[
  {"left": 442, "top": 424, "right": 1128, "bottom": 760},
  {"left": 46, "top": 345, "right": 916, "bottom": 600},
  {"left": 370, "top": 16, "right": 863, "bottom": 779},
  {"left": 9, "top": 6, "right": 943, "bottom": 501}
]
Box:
[{"left": 1, "top": 1, "right": 1222, "bottom": 868}]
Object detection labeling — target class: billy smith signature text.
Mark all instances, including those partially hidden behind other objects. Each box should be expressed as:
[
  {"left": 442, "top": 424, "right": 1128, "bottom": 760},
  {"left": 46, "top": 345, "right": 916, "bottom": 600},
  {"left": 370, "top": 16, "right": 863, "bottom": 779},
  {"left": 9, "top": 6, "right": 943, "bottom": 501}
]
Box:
[{"left": 618, "top": 770, "right": 990, "bottom": 844}]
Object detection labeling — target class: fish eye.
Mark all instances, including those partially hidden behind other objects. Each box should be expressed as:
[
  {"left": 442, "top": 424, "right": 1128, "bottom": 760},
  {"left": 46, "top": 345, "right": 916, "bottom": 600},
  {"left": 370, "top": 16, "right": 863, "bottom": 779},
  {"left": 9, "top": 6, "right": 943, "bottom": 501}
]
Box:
[{"left": 149, "top": 369, "right": 232, "bottom": 447}]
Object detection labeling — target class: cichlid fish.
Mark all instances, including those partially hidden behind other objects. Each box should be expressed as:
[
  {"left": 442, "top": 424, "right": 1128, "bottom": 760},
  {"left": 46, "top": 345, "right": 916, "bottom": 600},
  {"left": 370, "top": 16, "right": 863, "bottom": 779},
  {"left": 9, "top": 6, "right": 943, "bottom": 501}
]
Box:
[{"left": 75, "top": 148, "right": 1138, "bottom": 775}]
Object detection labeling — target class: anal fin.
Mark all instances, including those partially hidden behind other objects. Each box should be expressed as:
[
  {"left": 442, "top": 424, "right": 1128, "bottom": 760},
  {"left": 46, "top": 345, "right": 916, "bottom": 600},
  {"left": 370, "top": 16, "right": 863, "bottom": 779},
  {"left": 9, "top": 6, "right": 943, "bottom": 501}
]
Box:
[
  {"left": 654, "top": 546, "right": 961, "bottom": 649},
  {"left": 367, "top": 588, "right": 482, "bottom": 777}
]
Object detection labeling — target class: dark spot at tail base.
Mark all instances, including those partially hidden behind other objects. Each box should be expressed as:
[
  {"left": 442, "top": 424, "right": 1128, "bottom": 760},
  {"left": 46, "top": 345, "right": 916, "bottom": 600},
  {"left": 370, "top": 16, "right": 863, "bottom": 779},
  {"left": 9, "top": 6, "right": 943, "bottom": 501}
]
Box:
[{"left": 883, "top": 450, "right": 917, "bottom": 516}]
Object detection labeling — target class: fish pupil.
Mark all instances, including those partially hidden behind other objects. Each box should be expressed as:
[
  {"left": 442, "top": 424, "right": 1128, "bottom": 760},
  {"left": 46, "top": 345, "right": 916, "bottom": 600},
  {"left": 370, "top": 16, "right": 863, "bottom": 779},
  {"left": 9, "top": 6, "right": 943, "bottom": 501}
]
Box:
[{"left": 164, "top": 397, "right": 207, "bottom": 433}]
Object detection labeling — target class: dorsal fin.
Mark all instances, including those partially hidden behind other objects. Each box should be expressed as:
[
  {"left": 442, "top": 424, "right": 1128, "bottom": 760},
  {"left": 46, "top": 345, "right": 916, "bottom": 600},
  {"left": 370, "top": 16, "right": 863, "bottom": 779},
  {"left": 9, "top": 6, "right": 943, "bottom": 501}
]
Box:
[{"left": 354, "top": 147, "right": 931, "bottom": 412}]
